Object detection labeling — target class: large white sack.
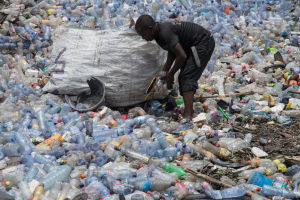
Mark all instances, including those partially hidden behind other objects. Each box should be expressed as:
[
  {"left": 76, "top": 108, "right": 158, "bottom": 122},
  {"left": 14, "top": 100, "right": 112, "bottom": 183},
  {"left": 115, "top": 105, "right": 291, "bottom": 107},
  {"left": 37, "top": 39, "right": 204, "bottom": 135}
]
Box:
[{"left": 43, "top": 24, "right": 167, "bottom": 107}]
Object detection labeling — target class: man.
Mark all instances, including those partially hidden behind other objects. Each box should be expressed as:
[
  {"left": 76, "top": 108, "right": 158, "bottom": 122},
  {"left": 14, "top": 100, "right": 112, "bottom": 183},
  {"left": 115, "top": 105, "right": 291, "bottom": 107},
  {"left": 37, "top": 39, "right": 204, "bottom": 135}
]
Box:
[{"left": 135, "top": 15, "right": 215, "bottom": 120}]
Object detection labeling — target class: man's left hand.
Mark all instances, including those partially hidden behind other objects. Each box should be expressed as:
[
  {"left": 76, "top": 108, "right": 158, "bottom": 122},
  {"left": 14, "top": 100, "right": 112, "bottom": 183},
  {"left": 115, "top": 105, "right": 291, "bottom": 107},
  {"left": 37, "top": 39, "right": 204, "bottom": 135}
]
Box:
[{"left": 161, "top": 73, "right": 174, "bottom": 89}]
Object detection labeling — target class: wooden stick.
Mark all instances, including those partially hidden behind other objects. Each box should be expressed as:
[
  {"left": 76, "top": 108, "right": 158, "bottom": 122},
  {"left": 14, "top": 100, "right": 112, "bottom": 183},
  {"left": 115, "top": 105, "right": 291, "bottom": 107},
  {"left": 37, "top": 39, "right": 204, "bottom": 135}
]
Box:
[{"left": 186, "top": 168, "right": 271, "bottom": 200}]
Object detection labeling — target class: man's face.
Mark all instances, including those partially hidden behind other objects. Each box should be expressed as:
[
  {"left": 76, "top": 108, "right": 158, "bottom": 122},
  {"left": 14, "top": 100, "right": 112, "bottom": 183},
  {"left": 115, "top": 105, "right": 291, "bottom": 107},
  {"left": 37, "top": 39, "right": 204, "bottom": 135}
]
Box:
[{"left": 137, "top": 26, "right": 156, "bottom": 42}]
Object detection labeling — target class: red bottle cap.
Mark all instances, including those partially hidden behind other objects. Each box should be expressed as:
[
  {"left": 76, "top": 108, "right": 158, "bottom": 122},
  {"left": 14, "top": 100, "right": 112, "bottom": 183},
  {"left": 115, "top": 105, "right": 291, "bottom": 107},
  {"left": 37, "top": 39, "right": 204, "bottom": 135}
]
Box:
[
  {"left": 147, "top": 191, "right": 151, "bottom": 195},
  {"left": 215, "top": 143, "right": 220, "bottom": 147},
  {"left": 90, "top": 112, "right": 95, "bottom": 117},
  {"left": 99, "top": 115, "right": 104, "bottom": 119},
  {"left": 121, "top": 114, "right": 127, "bottom": 120},
  {"left": 177, "top": 161, "right": 181, "bottom": 166},
  {"left": 58, "top": 119, "right": 62, "bottom": 123}
]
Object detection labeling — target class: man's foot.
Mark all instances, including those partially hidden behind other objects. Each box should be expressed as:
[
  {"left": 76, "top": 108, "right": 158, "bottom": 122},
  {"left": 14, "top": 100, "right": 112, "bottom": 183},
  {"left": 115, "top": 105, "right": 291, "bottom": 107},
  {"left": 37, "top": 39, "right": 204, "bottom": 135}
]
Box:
[{"left": 184, "top": 113, "right": 193, "bottom": 120}]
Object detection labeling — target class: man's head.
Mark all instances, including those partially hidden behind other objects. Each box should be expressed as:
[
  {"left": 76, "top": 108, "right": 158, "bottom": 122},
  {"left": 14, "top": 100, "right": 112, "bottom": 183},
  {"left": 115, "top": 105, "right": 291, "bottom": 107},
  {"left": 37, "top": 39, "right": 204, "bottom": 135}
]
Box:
[{"left": 135, "top": 15, "right": 157, "bottom": 42}]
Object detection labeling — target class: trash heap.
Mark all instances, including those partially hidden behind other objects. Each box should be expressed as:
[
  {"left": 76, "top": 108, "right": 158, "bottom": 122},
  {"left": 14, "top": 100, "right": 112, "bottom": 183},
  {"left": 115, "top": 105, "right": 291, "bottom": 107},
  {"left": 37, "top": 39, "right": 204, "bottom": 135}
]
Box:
[{"left": 1, "top": 0, "right": 300, "bottom": 199}]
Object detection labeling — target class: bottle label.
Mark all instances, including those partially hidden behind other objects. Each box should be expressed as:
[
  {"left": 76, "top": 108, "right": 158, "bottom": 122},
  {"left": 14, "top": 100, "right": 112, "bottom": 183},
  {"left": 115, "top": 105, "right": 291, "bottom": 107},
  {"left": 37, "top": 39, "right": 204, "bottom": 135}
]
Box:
[
  {"left": 112, "top": 184, "right": 124, "bottom": 193},
  {"left": 224, "top": 7, "right": 231, "bottom": 14},
  {"left": 138, "top": 109, "right": 145, "bottom": 115},
  {"left": 117, "top": 127, "right": 124, "bottom": 136},
  {"left": 273, "top": 160, "right": 280, "bottom": 167},
  {"left": 146, "top": 118, "right": 155, "bottom": 125},
  {"left": 182, "top": 157, "right": 190, "bottom": 161},
  {"left": 202, "top": 182, "right": 210, "bottom": 189},
  {"left": 175, "top": 141, "right": 181, "bottom": 147},
  {"left": 99, "top": 194, "right": 111, "bottom": 200},
  {"left": 71, "top": 185, "right": 76, "bottom": 189},
  {"left": 112, "top": 141, "right": 120, "bottom": 146},
  {"left": 100, "top": 169, "right": 109, "bottom": 178},
  {"left": 21, "top": 60, "right": 29, "bottom": 64},
  {"left": 88, "top": 165, "right": 97, "bottom": 171},
  {"left": 32, "top": 125, "right": 39, "bottom": 129},
  {"left": 47, "top": 147, "right": 52, "bottom": 152},
  {"left": 272, "top": 176, "right": 287, "bottom": 189},
  {"left": 205, "top": 152, "right": 214, "bottom": 158},
  {"left": 108, "top": 119, "right": 116, "bottom": 127},
  {"left": 139, "top": 181, "right": 150, "bottom": 191},
  {"left": 136, "top": 116, "right": 146, "bottom": 125},
  {"left": 219, "top": 148, "right": 230, "bottom": 159},
  {"left": 254, "top": 159, "right": 259, "bottom": 167}
]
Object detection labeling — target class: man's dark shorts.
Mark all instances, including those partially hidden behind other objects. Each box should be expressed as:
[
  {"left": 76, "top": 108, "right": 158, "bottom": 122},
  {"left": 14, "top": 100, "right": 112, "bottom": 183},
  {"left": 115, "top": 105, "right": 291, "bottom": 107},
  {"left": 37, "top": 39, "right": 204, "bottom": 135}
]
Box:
[{"left": 178, "top": 36, "right": 215, "bottom": 95}]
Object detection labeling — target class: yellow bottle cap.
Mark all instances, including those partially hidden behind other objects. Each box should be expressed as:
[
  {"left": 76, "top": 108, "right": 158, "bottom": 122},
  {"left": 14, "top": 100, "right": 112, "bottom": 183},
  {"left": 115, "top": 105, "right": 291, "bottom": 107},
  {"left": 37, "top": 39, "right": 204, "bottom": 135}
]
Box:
[
  {"left": 273, "top": 159, "right": 280, "bottom": 166},
  {"left": 265, "top": 170, "right": 271, "bottom": 175},
  {"left": 166, "top": 135, "right": 173, "bottom": 142},
  {"left": 200, "top": 85, "right": 205, "bottom": 90},
  {"left": 6, "top": 181, "right": 10, "bottom": 186},
  {"left": 278, "top": 163, "right": 287, "bottom": 173}
]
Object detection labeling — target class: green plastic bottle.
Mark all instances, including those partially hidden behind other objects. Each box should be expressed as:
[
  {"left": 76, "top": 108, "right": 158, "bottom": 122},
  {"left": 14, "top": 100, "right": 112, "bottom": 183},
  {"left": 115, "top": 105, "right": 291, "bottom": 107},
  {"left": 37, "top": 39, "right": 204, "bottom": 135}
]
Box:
[
  {"left": 163, "top": 163, "right": 186, "bottom": 177},
  {"left": 217, "top": 107, "right": 229, "bottom": 120},
  {"left": 175, "top": 97, "right": 184, "bottom": 106},
  {"left": 267, "top": 47, "right": 278, "bottom": 54}
]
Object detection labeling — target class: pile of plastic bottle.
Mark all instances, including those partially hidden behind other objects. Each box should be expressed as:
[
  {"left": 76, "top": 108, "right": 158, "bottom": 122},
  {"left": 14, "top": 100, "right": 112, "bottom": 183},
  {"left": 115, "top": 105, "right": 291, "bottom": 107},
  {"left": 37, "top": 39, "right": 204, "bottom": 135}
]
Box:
[{"left": 2, "top": 0, "right": 300, "bottom": 199}]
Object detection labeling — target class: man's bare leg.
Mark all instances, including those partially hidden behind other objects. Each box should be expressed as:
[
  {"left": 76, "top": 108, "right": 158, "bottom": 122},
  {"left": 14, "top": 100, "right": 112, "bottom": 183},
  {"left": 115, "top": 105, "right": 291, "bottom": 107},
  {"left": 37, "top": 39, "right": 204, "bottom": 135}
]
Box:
[{"left": 183, "top": 90, "right": 194, "bottom": 120}]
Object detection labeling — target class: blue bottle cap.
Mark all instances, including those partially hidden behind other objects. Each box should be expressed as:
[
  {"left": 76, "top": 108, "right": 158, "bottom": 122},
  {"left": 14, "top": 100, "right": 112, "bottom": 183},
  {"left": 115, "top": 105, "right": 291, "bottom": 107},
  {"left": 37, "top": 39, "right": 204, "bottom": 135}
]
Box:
[
  {"left": 133, "top": 172, "right": 137, "bottom": 177},
  {"left": 3, "top": 124, "right": 7, "bottom": 128},
  {"left": 27, "top": 110, "right": 31, "bottom": 113},
  {"left": 182, "top": 143, "right": 186, "bottom": 148},
  {"left": 129, "top": 128, "right": 133, "bottom": 133},
  {"left": 200, "top": 189, "right": 205, "bottom": 193}
]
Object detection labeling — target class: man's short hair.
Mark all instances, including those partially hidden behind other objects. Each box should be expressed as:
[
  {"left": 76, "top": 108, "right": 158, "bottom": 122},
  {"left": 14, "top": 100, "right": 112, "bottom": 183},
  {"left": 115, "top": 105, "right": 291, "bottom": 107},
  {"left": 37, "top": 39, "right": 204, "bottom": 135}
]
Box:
[{"left": 135, "top": 14, "right": 155, "bottom": 31}]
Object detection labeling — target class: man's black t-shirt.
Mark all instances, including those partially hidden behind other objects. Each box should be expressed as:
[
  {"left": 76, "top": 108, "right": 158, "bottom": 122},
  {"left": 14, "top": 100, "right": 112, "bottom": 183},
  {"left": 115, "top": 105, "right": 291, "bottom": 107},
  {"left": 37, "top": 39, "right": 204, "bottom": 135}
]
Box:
[{"left": 155, "top": 21, "right": 211, "bottom": 54}]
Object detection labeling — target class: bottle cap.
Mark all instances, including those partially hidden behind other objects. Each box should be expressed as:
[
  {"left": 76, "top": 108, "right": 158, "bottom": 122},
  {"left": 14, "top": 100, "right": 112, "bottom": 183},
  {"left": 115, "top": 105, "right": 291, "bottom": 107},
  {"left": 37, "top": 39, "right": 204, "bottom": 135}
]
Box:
[
  {"left": 5, "top": 181, "right": 9, "bottom": 186},
  {"left": 247, "top": 160, "right": 250, "bottom": 164},
  {"left": 90, "top": 112, "right": 95, "bottom": 117},
  {"left": 256, "top": 187, "right": 261, "bottom": 191},
  {"left": 265, "top": 170, "right": 271, "bottom": 175},
  {"left": 121, "top": 114, "right": 127, "bottom": 120},
  {"left": 57, "top": 119, "right": 62, "bottom": 123},
  {"left": 147, "top": 191, "right": 151, "bottom": 195},
  {"left": 238, "top": 173, "right": 241, "bottom": 177},
  {"left": 177, "top": 161, "right": 180, "bottom": 166},
  {"left": 99, "top": 115, "right": 104, "bottom": 119},
  {"left": 80, "top": 174, "right": 85, "bottom": 179},
  {"left": 171, "top": 181, "right": 176, "bottom": 186},
  {"left": 215, "top": 143, "right": 220, "bottom": 147}
]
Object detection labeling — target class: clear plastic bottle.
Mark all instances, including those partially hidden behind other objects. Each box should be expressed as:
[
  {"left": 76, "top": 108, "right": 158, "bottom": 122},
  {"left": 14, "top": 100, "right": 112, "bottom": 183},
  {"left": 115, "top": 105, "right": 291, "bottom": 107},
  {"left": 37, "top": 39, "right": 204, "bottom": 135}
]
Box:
[
  {"left": 33, "top": 183, "right": 45, "bottom": 200},
  {"left": 38, "top": 165, "right": 72, "bottom": 190},
  {"left": 102, "top": 174, "right": 131, "bottom": 195},
  {"left": 134, "top": 179, "right": 175, "bottom": 192},
  {"left": 238, "top": 167, "right": 266, "bottom": 178},
  {"left": 115, "top": 146, "right": 150, "bottom": 164},
  {"left": 15, "top": 131, "right": 33, "bottom": 155},
  {"left": 19, "top": 180, "right": 33, "bottom": 199}
]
